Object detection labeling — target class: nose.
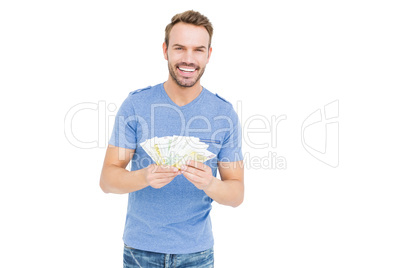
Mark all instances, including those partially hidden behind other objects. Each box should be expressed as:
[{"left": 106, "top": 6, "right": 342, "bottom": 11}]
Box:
[{"left": 182, "top": 50, "right": 195, "bottom": 65}]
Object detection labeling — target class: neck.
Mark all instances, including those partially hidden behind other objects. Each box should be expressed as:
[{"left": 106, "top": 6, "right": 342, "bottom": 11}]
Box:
[{"left": 163, "top": 77, "right": 203, "bottom": 107}]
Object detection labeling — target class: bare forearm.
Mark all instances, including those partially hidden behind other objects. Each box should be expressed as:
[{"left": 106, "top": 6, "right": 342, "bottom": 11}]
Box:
[
  {"left": 100, "top": 165, "right": 148, "bottom": 194},
  {"left": 204, "top": 177, "right": 244, "bottom": 207}
]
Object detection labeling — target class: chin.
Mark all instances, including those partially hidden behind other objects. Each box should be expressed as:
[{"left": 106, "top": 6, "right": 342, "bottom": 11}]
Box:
[
  {"left": 174, "top": 76, "right": 198, "bottom": 88},
  {"left": 178, "top": 81, "right": 197, "bottom": 88}
]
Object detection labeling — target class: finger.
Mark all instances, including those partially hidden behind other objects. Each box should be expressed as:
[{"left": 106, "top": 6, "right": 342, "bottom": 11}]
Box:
[
  {"left": 153, "top": 173, "right": 179, "bottom": 180},
  {"left": 158, "top": 175, "right": 177, "bottom": 186},
  {"left": 150, "top": 176, "right": 174, "bottom": 187},
  {"left": 182, "top": 169, "right": 201, "bottom": 183},
  {"left": 181, "top": 165, "right": 203, "bottom": 177},
  {"left": 157, "top": 177, "right": 175, "bottom": 184},
  {"left": 185, "top": 160, "right": 207, "bottom": 171},
  {"left": 152, "top": 165, "right": 179, "bottom": 173}
]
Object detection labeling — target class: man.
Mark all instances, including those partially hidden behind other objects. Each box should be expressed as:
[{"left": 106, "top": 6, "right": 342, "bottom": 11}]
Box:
[{"left": 100, "top": 10, "right": 244, "bottom": 268}]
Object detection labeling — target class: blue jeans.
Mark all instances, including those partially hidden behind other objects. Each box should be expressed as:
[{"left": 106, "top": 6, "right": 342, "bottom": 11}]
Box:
[{"left": 123, "top": 244, "right": 214, "bottom": 268}]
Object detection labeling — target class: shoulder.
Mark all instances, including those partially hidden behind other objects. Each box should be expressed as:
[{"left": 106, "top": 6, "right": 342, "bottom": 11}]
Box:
[
  {"left": 203, "top": 88, "right": 233, "bottom": 108},
  {"left": 203, "top": 89, "right": 240, "bottom": 120},
  {"left": 205, "top": 90, "right": 238, "bottom": 117},
  {"left": 214, "top": 93, "right": 232, "bottom": 106},
  {"left": 128, "top": 85, "right": 152, "bottom": 96},
  {"left": 117, "top": 85, "right": 155, "bottom": 113},
  {"left": 125, "top": 84, "right": 157, "bottom": 104}
]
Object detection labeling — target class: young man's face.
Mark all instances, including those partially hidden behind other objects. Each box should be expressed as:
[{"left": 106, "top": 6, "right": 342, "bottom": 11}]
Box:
[{"left": 163, "top": 22, "right": 212, "bottom": 88}]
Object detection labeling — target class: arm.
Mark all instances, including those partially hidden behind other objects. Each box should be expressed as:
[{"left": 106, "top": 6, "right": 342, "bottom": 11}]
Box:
[
  {"left": 205, "top": 161, "right": 244, "bottom": 207},
  {"left": 100, "top": 144, "right": 180, "bottom": 194},
  {"left": 181, "top": 160, "right": 244, "bottom": 207},
  {"left": 99, "top": 145, "right": 147, "bottom": 194}
]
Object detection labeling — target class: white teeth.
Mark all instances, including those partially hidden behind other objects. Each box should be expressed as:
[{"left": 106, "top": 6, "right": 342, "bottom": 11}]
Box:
[{"left": 178, "top": 67, "right": 195, "bottom": 72}]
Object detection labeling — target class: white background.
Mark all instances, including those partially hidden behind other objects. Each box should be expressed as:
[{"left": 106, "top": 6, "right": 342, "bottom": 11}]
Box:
[{"left": 1, "top": 0, "right": 401, "bottom": 267}]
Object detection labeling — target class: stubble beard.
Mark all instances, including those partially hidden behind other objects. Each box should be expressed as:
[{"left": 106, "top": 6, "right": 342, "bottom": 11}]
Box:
[{"left": 167, "top": 60, "right": 206, "bottom": 88}]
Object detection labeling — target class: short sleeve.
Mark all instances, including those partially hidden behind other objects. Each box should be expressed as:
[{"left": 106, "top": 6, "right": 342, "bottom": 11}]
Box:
[
  {"left": 217, "top": 108, "right": 243, "bottom": 162},
  {"left": 109, "top": 96, "right": 138, "bottom": 149}
]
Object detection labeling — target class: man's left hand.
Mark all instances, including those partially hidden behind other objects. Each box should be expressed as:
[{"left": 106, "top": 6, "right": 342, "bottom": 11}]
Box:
[{"left": 180, "top": 160, "right": 214, "bottom": 190}]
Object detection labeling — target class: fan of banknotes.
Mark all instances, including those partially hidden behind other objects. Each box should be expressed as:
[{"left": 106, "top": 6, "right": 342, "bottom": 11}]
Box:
[{"left": 140, "top": 135, "right": 216, "bottom": 169}]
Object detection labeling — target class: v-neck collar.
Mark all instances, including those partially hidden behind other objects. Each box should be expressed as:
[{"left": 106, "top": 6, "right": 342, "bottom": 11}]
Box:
[{"left": 159, "top": 82, "right": 205, "bottom": 110}]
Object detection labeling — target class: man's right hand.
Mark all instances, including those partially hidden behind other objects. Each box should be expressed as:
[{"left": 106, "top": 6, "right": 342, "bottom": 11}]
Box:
[
  {"left": 100, "top": 145, "right": 181, "bottom": 194},
  {"left": 142, "top": 164, "right": 180, "bottom": 189}
]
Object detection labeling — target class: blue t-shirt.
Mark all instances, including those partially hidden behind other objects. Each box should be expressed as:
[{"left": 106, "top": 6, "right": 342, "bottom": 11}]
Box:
[{"left": 109, "top": 82, "right": 243, "bottom": 254}]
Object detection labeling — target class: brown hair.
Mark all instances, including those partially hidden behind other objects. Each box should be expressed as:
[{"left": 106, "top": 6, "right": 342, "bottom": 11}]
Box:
[{"left": 165, "top": 10, "right": 213, "bottom": 48}]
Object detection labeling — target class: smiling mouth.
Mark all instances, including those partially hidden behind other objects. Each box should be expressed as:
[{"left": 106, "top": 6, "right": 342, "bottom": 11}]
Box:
[{"left": 178, "top": 66, "right": 196, "bottom": 73}]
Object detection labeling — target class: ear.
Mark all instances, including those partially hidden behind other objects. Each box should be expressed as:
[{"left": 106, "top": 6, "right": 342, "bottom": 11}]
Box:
[
  {"left": 163, "top": 42, "right": 168, "bottom": 60},
  {"left": 206, "top": 46, "right": 212, "bottom": 64}
]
